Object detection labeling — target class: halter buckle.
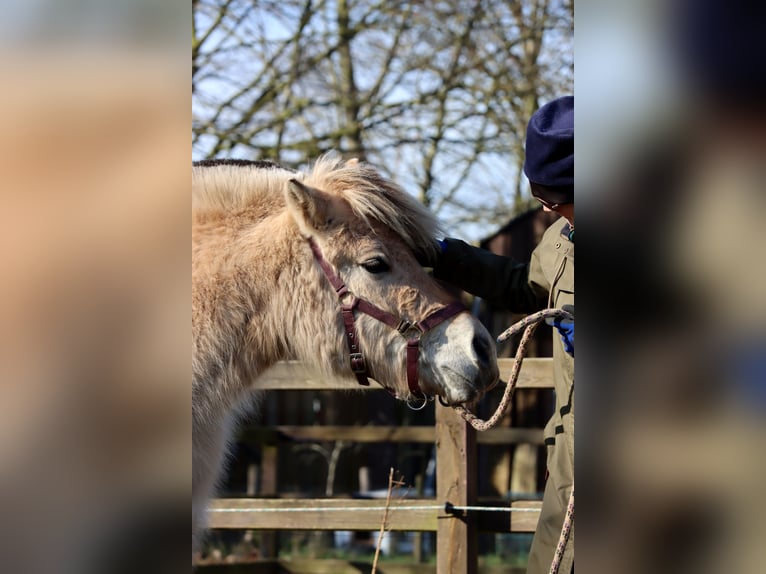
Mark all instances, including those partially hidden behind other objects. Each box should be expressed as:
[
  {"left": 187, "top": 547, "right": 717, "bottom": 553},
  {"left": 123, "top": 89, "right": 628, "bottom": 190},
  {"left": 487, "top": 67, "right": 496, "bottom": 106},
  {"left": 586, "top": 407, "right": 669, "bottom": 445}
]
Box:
[
  {"left": 396, "top": 319, "right": 412, "bottom": 334},
  {"left": 349, "top": 353, "right": 367, "bottom": 373},
  {"left": 339, "top": 291, "right": 356, "bottom": 306}
]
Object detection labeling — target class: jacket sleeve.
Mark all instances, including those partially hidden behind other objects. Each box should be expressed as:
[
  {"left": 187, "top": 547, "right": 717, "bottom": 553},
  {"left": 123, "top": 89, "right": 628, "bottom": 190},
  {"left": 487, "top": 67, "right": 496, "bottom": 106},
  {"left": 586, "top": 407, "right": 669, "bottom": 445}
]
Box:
[{"left": 432, "top": 238, "right": 548, "bottom": 313}]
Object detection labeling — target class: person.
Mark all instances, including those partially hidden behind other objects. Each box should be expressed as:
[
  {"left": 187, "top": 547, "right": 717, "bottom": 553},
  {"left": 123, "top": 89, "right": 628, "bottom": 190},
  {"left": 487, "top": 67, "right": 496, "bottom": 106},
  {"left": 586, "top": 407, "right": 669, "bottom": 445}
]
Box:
[{"left": 426, "top": 95, "right": 574, "bottom": 573}]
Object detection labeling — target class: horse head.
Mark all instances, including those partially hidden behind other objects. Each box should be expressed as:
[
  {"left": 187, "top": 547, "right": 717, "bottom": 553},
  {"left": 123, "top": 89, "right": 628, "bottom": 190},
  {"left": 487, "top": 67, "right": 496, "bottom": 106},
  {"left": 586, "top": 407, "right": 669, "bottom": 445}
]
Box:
[{"left": 283, "top": 155, "right": 499, "bottom": 407}]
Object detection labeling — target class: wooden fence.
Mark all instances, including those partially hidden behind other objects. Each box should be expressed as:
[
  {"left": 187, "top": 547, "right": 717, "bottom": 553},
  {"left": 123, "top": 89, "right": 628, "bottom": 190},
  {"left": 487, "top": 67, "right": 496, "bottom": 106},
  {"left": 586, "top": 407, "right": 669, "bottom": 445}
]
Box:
[{"left": 203, "top": 358, "right": 553, "bottom": 574}]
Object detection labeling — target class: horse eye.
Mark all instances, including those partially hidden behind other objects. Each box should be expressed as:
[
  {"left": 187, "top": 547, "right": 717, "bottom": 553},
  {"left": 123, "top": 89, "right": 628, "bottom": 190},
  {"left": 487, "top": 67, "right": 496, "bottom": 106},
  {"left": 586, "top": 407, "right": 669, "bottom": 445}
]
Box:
[{"left": 361, "top": 257, "right": 390, "bottom": 274}]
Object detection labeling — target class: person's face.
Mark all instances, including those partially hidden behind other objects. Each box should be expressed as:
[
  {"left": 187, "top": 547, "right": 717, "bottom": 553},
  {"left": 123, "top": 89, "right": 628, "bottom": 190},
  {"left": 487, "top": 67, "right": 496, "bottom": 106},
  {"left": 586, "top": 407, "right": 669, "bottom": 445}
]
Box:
[
  {"left": 529, "top": 182, "right": 574, "bottom": 223},
  {"left": 536, "top": 198, "right": 574, "bottom": 225}
]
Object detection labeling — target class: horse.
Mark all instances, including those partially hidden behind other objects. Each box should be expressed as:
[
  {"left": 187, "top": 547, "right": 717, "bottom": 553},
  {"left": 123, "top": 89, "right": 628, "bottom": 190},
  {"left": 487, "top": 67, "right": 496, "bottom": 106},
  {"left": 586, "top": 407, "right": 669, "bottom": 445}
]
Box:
[{"left": 191, "top": 153, "right": 499, "bottom": 548}]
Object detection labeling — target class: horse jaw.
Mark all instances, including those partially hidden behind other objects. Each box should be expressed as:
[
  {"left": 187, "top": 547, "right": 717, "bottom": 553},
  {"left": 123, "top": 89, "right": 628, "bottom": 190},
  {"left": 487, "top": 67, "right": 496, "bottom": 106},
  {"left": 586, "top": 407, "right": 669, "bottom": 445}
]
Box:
[{"left": 420, "top": 314, "right": 499, "bottom": 405}]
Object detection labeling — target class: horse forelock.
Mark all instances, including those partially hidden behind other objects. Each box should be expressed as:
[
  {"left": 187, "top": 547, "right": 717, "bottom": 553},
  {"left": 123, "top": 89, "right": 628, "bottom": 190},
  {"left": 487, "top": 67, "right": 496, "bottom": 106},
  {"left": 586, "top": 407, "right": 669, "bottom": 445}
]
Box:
[{"left": 305, "top": 154, "right": 442, "bottom": 257}]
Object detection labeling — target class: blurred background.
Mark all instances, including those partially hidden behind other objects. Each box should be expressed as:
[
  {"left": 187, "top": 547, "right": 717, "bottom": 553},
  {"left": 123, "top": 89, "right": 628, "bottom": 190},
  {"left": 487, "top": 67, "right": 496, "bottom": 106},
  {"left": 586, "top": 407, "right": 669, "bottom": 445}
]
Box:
[
  {"left": 576, "top": 0, "right": 766, "bottom": 572},
  {"left": 0, "top": 1, "right": 188, "bottom": 573}
]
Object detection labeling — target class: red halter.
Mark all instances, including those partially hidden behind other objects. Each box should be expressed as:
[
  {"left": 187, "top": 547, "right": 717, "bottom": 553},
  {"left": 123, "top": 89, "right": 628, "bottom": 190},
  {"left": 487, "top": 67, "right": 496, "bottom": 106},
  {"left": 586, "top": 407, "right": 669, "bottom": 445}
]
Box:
[{"left": 308, "top": 237, "right": 465, "bottom": 399}]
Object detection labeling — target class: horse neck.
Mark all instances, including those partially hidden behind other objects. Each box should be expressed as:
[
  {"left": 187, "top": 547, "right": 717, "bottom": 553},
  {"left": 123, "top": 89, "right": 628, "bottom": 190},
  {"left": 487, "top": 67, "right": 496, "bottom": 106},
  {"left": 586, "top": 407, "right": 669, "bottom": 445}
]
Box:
[
  {"left": 193, "top": 209, "right": 324, "bottom": 399},
  {"left": 238, "top": 222, "right": 343, "bottom": 377}
]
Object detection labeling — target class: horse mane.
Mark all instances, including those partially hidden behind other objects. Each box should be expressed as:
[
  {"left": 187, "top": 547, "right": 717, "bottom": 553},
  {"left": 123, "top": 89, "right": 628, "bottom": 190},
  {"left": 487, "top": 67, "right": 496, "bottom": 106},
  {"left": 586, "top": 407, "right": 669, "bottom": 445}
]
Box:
[
  {"left": 193, "top": 158, "right": 288, "bottom": 170},
  {"left": 193, "top": 153, "right": 442, "bottom": 257},
  {"left": 306, "top": 154, "right": 442, "bottom": 257},
  {"left": 192, "top": 158, "right": 295, "bottom": 213}
]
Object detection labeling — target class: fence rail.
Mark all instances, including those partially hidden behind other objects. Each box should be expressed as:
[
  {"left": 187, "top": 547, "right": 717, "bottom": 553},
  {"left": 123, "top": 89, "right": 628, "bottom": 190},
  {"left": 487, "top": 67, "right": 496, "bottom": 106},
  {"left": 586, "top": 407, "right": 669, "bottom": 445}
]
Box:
[
  {"left": 196, "top": 560, "right": 528, "bottom": 574},
  {"left": 207, "top": 498, "right": 543, "bottom": 533},
  {"left": 238, "top": 426, "right": 544, "bottom": 445},
  {"left": 256, "top": 358, "right": 554, "bottom": 390}
]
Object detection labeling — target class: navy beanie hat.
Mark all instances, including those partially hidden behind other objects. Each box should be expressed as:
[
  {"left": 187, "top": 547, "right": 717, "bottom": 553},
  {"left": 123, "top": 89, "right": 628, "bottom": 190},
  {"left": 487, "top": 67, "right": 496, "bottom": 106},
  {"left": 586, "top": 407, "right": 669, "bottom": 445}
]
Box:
[{"left": 523, "top": 96, "right": 574, "bottom": 205}]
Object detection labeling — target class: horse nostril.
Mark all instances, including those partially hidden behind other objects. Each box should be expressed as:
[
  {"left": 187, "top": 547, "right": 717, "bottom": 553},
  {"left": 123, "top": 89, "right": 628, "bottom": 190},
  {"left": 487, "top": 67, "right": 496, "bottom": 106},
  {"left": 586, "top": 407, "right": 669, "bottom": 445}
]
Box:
[{"left": 472, "top": 335, "right": 491, "bottom": 368}]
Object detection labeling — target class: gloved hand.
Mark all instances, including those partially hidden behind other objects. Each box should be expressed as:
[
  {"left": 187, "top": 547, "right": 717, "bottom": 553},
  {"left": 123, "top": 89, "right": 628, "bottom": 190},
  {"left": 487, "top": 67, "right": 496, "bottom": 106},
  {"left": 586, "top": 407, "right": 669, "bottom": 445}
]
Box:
[
  {"left": 546, "top": 305, "right": 574, "bottom": 357},
  {"left": 415, "top": 239, "right": 447, "bottom": 268}
]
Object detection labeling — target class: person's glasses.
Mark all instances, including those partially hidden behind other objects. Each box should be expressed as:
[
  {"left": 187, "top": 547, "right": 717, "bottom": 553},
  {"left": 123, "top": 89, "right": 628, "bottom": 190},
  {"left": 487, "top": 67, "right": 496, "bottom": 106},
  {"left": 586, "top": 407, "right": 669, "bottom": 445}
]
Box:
[{"left": 535, "top": 197, "right": 560, "bottom": 210}]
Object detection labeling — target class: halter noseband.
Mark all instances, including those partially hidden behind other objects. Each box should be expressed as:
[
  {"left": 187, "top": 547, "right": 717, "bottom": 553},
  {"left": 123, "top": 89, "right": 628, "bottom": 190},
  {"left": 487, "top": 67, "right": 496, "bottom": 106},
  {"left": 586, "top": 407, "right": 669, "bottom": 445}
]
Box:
[{"left": 308, "top": 237, "right": 465, "bottom": 400}]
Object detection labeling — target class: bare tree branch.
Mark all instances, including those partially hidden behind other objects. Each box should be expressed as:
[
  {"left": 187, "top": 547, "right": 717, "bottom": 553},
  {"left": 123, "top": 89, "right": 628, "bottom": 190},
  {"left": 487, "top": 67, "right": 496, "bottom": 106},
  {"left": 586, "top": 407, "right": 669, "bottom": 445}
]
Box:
[{"left": 192, "top": 0, "right": 573, "bottom": 241}]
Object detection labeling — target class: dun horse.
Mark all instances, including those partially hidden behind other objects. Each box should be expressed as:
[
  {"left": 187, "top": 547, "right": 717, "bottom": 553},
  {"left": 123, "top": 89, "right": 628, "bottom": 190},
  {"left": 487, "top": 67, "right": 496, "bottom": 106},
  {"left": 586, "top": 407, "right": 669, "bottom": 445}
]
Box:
[{"left": 192, "top": 154, "right": 499, "bottom": 547}]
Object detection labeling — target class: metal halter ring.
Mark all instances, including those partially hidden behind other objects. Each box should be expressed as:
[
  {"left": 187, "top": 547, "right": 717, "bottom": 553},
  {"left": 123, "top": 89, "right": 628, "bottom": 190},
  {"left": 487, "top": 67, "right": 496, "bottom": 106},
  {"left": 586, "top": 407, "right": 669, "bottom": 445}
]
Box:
[
  {"left": 406, "top": 393, "right": 430, "bottom": 411},
  {"left": 438, "top": 395, "right": 453, "bottom": 408}
]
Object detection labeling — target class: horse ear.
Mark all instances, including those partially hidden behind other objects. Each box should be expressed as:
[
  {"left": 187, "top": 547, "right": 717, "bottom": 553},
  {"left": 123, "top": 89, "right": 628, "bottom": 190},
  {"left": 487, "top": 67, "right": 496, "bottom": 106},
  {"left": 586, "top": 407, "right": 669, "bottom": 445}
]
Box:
[{"left": 285, "top": 178, "right": 330, "bottom": 233}]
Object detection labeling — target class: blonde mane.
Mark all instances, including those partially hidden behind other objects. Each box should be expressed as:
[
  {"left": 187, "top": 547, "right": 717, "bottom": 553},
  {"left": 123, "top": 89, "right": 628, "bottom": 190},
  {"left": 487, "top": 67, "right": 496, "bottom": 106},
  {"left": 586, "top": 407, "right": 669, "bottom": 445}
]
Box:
[
  {"left": 192, "top": 154, "right": 441, "bottom": 258},
  {"left": 192, "top": 159, "right": 294, "bottom": 213}
]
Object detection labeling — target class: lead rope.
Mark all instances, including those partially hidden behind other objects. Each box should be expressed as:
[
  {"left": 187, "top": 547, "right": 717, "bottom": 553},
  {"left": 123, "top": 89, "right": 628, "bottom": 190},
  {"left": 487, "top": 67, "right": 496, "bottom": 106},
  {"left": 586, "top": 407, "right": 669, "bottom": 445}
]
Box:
[
  {"left": 451, "top": 307, "right": 575, "bottom": 573},
  {"left": 549, "top": 488, "right": 574, "bottom": 574}
]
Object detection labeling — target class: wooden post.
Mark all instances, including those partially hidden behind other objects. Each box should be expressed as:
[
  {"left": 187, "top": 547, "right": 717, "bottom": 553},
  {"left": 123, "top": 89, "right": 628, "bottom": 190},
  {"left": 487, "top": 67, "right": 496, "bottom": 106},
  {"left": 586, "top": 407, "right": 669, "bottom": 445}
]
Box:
[
  {"left": 413, "top": 473, "right": 424, "bottom": 563},
  {"left": 436, "top": 405, "right": 477, "bottom": 574},
  {"left": 259, "top": 444, "right": 278, "bottom": 558}
]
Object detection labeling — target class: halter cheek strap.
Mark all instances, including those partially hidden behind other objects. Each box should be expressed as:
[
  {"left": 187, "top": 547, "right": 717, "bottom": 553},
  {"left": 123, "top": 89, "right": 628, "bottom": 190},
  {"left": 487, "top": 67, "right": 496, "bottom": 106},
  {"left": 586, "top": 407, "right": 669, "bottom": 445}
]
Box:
[
  {"left": 308, "top": 237, "right": 465, "bottom": 399},
  {"left": 340, "top": 298, "right": 368, "bottom": 381}
]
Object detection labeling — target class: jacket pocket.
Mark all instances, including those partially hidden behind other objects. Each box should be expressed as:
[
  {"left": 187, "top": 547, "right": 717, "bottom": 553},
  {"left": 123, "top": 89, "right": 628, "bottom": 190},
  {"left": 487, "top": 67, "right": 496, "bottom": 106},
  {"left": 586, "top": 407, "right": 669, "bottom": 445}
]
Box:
[{"left": 552, "top": 256, "right": 574, "bottom": 308}]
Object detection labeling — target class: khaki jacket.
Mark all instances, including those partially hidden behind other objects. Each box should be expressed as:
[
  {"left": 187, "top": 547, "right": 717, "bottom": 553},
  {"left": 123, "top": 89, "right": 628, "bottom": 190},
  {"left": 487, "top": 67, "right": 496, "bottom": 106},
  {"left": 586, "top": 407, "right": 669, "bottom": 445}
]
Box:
[{"left": 434, "top": 217, "right": 574, "bottom": 573}]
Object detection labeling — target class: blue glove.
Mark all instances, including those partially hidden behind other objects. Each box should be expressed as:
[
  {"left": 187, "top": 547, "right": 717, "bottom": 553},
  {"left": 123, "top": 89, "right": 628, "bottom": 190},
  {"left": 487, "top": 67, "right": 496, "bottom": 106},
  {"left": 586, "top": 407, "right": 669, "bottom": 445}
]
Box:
[
  {"left": 415, "top": 239, "right": 447, "bottom": 267},
  {"left": 546, "top": 308, "right": 574, "bottom": 357}
]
